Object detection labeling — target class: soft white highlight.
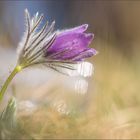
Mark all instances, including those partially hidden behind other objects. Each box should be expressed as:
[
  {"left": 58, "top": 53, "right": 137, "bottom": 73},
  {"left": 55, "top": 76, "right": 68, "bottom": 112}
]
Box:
[
  {"left": 47, "top": 61, "right": 94, "bottom": 77},
  {"left": 74, "top": 79, "right": 88, "bottom": 94}
]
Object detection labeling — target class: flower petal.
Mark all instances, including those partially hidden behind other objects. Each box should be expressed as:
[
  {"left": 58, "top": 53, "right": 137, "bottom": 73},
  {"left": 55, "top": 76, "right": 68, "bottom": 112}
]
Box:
[
  {"left": 46, "top": 32, "right": 94, "bottom": 61},
  {"left": 60, "top": 24, "right": 88, "bottom": 35},
  {"left": 72, "top": 48, "right": 98, "bottom": 61}
]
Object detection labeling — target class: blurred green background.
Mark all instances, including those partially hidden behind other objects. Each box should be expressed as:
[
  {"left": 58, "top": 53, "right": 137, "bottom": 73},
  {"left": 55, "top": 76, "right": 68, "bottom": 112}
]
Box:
[{"left": 0, "top": 1, "right": 140, "bottom": 139}]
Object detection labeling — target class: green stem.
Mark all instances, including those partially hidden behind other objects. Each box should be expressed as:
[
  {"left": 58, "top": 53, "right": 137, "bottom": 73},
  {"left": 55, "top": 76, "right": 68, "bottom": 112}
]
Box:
[{"left": 0, "top": 65, "right": 22, "bottom": 102}]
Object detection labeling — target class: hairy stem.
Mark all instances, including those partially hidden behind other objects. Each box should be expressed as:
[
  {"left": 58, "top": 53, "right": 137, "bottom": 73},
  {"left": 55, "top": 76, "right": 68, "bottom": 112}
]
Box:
[{"left": 0, "top": 65, "right": 22, "bottom": 102}]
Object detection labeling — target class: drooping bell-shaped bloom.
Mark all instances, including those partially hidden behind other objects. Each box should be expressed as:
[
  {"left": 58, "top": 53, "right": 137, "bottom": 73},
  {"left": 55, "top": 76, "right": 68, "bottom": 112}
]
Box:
[
  {"left": 45, "top": 24, "right": 97, "bottom": 61},
  {"left": 17, "top": 9, "right": 98, "bottom": 77}
]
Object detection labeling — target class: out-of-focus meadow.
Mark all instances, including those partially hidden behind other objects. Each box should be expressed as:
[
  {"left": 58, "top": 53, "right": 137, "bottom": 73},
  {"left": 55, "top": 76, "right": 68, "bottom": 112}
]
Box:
[{"left": 0, "top": 1, "right": 140, "bottom": 139}]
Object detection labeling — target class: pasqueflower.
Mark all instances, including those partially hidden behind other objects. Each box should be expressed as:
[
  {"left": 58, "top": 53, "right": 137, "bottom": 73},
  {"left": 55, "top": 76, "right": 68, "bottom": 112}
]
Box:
[{"left": 0, "top": 9, "right": 98, "bottom": 101}]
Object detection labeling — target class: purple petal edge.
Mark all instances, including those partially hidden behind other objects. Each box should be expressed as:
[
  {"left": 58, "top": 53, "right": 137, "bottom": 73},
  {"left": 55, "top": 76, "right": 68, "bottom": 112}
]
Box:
[{"left": 58, "top": 24, "right": 88, "bottom": 36}]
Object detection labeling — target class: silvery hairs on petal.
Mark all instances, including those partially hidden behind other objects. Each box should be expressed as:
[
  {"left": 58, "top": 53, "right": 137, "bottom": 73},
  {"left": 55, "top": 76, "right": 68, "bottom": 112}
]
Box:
[{"left": 17, "top": 9, "right": 57, "bottom": 68}]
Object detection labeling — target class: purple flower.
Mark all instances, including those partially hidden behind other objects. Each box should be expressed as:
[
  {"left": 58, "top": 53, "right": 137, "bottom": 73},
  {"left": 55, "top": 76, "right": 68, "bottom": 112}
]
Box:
[
  {"left": 17, "top": 9, "right": 98, "bottom": 77},
  {"left": 45, "top": 24, "right": 97, "bottom": 62}
]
